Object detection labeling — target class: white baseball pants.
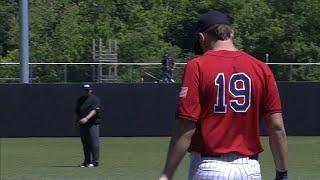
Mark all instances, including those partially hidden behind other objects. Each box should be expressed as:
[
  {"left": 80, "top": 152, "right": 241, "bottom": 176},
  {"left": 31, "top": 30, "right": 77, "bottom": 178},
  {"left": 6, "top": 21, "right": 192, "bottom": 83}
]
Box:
[{"left": 189, "top": 152, "right": 262, "bottom": 180}]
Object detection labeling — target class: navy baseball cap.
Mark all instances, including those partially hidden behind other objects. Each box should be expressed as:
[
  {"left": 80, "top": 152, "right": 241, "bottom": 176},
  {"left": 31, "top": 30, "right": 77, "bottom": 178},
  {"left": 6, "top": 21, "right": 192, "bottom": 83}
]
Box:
[
  {"left": 196, "top": 10, "right": 231, "bottom": 32},
  {"left": 194, "top": 10, "right": 231, "bottom": 54}
]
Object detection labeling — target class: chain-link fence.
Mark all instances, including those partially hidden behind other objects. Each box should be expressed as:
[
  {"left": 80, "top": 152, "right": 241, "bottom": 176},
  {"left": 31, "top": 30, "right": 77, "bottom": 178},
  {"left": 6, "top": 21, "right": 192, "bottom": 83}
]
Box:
[
  {"left": 1, "top": 62, "right": 320, "bottom": 83},
  {"left": 0, "top": 63, "right": 185, "bottom": 83}
]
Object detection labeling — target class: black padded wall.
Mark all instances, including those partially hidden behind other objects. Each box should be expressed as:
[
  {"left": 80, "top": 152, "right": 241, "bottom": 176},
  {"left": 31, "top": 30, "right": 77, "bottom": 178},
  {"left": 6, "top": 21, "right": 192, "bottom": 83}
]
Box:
[{"left": 0, "top": 83, "right": 319, "bottom": 137}]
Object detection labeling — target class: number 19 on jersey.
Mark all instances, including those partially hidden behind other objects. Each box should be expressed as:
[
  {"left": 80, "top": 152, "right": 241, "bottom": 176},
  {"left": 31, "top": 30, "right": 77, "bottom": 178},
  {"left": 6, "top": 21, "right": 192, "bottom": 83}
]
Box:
[{"left": 214, "top": 73, "right": 251, "bottom": 113}]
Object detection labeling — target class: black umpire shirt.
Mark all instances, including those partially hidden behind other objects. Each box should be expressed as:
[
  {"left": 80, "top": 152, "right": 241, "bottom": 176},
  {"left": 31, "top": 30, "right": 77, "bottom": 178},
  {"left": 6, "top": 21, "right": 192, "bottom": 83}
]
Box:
[{"left": 75, "top": 94, "right": 101, "bottom": 125}]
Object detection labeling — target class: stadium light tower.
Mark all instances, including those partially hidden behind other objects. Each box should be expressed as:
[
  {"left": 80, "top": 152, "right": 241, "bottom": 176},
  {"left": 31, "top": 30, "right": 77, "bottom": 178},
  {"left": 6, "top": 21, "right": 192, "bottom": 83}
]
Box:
[{"left": 19, "top": 0, "right": 29, "bottom": 83}]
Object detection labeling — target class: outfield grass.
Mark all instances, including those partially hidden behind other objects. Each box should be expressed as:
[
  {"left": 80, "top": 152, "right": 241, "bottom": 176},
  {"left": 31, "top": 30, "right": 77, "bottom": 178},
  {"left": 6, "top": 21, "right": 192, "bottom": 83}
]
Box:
[{"left": 0, "top": 137, "right": 319, "bottom": 180}]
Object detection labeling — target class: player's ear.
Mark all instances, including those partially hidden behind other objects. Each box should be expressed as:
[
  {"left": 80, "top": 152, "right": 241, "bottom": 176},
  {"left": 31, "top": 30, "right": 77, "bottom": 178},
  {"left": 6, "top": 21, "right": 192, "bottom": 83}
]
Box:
[
  {"left": 230, "top": 29, "right": 235, "bottom": 39},
  {"left": 199, "top": 32, "right": 205, "bottom": 43},
  {"left": 194, "top": 33, "right": 206, "bottom": 55}
]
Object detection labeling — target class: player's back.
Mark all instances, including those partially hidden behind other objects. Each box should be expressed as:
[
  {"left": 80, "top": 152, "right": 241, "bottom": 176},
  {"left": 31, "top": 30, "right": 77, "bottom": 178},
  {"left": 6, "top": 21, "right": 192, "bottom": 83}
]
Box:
[{"left": 181, "top": 50, "right": 281, "bottom": 156}]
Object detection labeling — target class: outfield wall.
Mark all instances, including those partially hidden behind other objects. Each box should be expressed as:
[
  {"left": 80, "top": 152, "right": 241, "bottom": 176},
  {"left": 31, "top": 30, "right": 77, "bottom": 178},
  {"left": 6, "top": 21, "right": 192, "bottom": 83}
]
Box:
[{"left": 0, "top": 83, "right": 319, "bottom": 137}]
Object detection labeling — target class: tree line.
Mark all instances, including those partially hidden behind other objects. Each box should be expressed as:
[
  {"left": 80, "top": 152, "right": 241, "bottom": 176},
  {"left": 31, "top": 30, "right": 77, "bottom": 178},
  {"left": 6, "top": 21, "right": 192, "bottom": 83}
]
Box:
[{"left": 1, "top": 0, "right": 320, "bottom": 82}]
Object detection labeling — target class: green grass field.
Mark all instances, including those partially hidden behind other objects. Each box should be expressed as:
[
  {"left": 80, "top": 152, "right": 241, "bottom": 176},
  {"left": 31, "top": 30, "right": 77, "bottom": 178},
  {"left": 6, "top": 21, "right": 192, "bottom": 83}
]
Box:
[{"left": 0, "top": 137, "right": 319, "bottom": 180}]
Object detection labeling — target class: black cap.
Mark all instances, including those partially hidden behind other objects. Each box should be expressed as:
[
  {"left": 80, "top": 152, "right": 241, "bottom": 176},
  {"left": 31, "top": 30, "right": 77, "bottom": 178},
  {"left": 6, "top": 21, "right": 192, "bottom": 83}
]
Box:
[
  {"left": 194, "top": 10, "right": 231, "bottom": 54},
  {"left": 197, "top": 10, "right": 231, "bottom": 32}
]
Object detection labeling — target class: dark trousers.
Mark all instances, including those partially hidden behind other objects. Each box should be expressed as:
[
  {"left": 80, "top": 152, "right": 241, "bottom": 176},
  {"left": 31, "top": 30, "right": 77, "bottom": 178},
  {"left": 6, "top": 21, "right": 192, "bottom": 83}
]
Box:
[{"left": 80, "top": 124, "right": 100, "bottom": 163}]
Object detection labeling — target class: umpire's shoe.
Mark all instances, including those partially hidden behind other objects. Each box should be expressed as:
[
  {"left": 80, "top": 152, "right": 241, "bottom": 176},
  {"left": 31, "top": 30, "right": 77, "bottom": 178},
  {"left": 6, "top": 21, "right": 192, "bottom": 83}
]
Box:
[
  {"left": 80, "top": 162, "right": 93, "bottom": 168},
  {"left": 92, "top": 162, "right": 99, "bottom": 167}
]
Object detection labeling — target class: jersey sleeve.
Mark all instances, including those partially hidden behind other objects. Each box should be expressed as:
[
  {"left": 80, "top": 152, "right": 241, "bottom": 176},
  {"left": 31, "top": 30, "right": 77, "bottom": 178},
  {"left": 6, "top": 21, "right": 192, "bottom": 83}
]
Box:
[
  {"left": 94, "top": 97, "right": 101, "bottom": 110},
  {"left": 263, "top": 66, "right": 282, "bottom": 114},
  {"left": 89, "top": 96, "right": 101, "bottom": 112},
  {"left": 176, "top": 61, "right": 201, "bottom": 121}
]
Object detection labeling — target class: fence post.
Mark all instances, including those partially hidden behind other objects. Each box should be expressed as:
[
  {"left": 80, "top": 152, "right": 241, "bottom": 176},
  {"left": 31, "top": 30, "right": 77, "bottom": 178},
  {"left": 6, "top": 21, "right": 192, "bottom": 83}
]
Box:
[
  {"left": 265, "top": 53, "right": 269, "bottom": 63},
  {"left": 130, "top": 65, "right": 134, "bottom": 83},
  {"left": 289, "top": 65, "right": 293, "bottom": 81},
  {"left": 140, "top": 67, "right": 144, "bottom": 82},
  {"left": 64, "top": 64, "right": 68, "bottom": 83}
]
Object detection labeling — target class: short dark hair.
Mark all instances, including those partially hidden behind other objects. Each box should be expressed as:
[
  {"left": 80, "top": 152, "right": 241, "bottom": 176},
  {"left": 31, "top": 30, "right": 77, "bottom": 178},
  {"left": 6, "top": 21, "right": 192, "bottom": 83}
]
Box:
[{"left": 205, "top": 24, "right": 233, "bottom": 40}]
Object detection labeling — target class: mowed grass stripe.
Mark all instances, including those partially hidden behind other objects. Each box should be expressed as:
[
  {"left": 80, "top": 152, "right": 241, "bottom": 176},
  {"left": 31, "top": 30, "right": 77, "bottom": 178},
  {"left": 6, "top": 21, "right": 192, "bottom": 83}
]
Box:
[{"left": 0, "top": 137, "right": 319, "bottom": 180}]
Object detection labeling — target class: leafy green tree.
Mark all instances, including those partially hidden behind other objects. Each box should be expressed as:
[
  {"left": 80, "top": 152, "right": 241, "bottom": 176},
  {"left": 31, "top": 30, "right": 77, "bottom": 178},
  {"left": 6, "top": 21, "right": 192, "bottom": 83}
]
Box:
[{"left": 1, "top": 0, "right": 320, "bottom": 82}]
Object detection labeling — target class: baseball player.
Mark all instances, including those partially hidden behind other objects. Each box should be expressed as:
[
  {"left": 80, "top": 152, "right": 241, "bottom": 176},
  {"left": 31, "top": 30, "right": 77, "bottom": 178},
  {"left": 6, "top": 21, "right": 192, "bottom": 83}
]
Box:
[
  {"left": 75, "top": 84, "right": 101, "bottom": 168},
  {"left": 159, "top": 10, "right": 288, "bottom": 180}
]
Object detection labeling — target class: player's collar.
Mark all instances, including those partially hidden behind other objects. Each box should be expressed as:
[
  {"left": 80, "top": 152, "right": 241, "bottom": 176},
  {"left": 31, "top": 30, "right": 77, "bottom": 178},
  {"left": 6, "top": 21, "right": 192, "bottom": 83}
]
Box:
[{"left": 204, "top": 50, "right": 244, "bottom": 57}]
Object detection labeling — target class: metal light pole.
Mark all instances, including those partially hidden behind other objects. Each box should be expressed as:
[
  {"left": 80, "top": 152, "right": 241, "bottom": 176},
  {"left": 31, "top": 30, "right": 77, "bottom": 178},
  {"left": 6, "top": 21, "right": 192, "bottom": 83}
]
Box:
[{"left": 19, "top": 0, "right": 29, "bottom": 83}]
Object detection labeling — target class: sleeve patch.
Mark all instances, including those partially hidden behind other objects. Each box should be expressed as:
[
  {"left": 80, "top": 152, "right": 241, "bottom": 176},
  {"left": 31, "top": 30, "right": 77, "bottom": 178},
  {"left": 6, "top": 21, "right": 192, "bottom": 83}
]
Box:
[{"left": 179, "top": 87, "right": 188, "bottom": 98}]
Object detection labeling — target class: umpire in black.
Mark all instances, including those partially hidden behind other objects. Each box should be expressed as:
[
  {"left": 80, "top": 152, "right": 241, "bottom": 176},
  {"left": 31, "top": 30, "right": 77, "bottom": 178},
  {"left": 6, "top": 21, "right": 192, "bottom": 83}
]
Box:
[{"left": 75, "top": 84, "right": 101, "bottom": 167}]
